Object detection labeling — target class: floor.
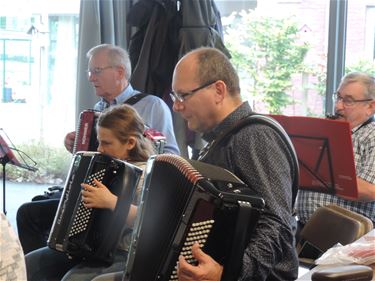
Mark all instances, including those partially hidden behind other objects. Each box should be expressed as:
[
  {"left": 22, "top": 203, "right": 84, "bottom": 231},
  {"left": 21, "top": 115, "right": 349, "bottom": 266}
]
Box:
[{"left": 1, "top": 180, "right": 51, "bottom": 233}]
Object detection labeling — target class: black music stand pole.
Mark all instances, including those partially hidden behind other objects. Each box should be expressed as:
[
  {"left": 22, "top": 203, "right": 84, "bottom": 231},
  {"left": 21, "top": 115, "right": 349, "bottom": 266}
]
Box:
[
  {"left": 0, "top": 129, "right": 38, "bottom": 214},
  {"left": 1, "top": 154, "right": 10, "bottom": 214},
  {"left": 290, "top": 135, "right": 335, "bottom": 194}
]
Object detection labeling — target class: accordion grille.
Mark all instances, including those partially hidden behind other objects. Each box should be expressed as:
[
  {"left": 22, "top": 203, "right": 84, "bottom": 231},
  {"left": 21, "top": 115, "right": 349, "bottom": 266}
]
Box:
[{"left": 68, "top": 168, "right": 106, "bottom": 237}]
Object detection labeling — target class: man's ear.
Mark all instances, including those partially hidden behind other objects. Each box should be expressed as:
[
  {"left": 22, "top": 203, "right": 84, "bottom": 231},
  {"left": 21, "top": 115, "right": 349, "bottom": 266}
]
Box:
[
  {"left": 214, "top": 80, "right": 227, "bottom": 102},
  {"left": 367, "top": 99, "right": 375, "bottom": 117},
  {"left": 116, "top": 65, "right": 126, "bottom": 80}
]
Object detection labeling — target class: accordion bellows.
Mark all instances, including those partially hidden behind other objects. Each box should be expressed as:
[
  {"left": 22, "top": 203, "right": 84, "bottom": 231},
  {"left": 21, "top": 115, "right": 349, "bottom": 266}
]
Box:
[
  {"left": 73, "top": 110, "right": 100, "bottom": 154},
  {"left": 48, "top": 151, "right": 142, "bottom": 263},
  {"left": 124, "top": 154, "right": 265, "bottom": 281}
]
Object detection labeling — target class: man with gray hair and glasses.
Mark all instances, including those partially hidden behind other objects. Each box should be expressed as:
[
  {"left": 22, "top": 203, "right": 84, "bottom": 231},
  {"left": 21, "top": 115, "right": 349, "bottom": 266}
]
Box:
[
  {"left": 297, "top": 72, "right": 375, "bottom": 228},
  {"left": 64, "top": 43, "right": 179, "bottom": 155}
]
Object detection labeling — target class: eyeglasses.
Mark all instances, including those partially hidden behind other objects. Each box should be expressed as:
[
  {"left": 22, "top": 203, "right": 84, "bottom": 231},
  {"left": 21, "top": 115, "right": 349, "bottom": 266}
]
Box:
[
  {"left": 86, "top": 66, "right": 114, "bottom": 77},
  {"left": 334, "top": 92, "right": 373, "bottom": 107},
  {"left": 170, "top": 80, "right": 217, "bottom": 103}
]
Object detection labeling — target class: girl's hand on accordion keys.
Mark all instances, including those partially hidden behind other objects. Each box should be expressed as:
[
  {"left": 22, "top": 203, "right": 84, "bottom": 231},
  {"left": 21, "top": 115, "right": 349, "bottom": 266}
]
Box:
[
  {"left": 177, "top": 242, "right": 223, "bottom": 281},
  {"left": 81, "top": 179, "right": 118, "bottom": 211}
]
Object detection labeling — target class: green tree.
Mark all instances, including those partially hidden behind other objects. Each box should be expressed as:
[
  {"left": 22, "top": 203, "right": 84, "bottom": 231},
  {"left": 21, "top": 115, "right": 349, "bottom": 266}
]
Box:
[
  {"left": 225, "top": 10, "right": 308, "bottom": 114},
  {"left": 5, "top": 140, "right": 71, "bottom": 184},
  {"left": 345, "top": 59, "right": 375, "bottom": 76}
]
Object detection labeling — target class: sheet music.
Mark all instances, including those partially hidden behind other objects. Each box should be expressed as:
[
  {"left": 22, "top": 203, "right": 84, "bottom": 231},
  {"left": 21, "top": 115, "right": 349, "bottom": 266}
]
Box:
[{"left": 269, "top": 115, "right": 358, "bottom": 200}]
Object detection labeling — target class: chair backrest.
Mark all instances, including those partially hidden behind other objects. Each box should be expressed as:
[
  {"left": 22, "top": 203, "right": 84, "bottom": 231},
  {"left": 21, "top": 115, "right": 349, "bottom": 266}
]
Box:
[
  {"left": 324, "top": 204, "right": 373, "bottom": 238},
  {"left": 297, "top": 204, "right": 374, "bottom": 264}
]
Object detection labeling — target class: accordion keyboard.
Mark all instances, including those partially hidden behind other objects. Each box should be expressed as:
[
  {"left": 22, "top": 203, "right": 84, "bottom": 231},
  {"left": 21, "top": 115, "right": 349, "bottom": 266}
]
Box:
[
  {"left": 69, "top": 168, "right": 106, "bottom": 237},
  {"left": 170, "top": 219, "right": 215, "bottom": 280}
]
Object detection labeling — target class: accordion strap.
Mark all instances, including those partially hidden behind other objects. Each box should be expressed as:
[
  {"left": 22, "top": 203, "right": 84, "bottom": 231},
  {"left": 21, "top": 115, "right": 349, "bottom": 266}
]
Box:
[
  {"left": 198, "top": 113, "right": 258, "bottom": 161},
  {"left": 221, "top": 200, "right": 255, "bottom": 281},
  {"left": 124, "top": 93, "right": 149, "bottom": 105},
  {"left": 199, "top": 113, "right": 299, "bottom": 208}
]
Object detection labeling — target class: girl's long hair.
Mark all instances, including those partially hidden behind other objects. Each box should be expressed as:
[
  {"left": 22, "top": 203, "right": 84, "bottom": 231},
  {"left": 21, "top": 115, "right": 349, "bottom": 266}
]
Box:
[{"left": 97, "top": 104, "right": 155, "bottom": 161}]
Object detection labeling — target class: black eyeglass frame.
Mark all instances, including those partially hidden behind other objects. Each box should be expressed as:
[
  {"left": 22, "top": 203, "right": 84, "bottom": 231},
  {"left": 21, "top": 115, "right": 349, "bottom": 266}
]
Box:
[
  {"left": 334, "top": 91, "right": 373, "bottom": 107},
  {"left": 170, "top": 80, "right": 217, "bottom": 103}
]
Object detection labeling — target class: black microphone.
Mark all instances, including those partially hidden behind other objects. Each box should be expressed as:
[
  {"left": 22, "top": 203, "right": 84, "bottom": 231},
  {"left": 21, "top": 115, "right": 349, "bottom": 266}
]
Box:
[{"left": 326, "top": 113, "right": 343, "bottom": 120}]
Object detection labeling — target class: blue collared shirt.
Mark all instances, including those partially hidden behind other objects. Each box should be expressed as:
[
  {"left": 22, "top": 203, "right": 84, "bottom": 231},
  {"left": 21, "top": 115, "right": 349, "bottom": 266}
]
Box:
[{"left": 94, "top": 84, "right": 180, "bottom": 155}]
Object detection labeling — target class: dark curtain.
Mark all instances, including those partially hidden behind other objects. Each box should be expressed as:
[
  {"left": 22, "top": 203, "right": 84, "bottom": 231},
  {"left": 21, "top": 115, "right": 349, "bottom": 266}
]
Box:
[
  {"left": 175, "top": 0, "right": 230, "bottom": 157},
  {"left": 177, "top": 0, "right": 229, "bottom": 58},
  {"left": 128, "top": 0, "right": 229, "bottom": 157},
  {"left": 128, "top": 0, "right": 180, "bottom": 97}
]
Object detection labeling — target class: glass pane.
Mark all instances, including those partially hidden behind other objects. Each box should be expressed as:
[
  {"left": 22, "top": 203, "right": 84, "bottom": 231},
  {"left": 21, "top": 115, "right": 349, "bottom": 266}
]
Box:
[
  {"left": 0, "top": 2, "right": 79, "bottom": 185},
  {"left": 222, "top": 1, "right": 329, "bottom": 116},
  {"left": 345, "top": 0, "right": 375, "bottom": 75}
]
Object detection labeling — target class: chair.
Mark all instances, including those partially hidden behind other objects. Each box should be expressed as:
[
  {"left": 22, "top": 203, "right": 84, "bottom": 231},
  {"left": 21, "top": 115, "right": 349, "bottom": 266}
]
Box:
[
  {"left": 325, "top": 204, "right": 373, "bottom": 238},
  {"left": 296, "top": 204, "right": 374, "bottom": 267}
]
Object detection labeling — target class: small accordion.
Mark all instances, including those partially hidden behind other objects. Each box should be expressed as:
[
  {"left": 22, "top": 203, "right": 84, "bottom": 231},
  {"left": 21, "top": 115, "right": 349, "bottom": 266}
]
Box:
[
  {"left": 48, "top": 151, "right": 142, "bottom": 263},
  {"left": 73, "top": 109, "right": 166, "bottom": 154},
  {"left": 123, "top": 154, "right": 265, "bottom": 281},
  {"left": 73, "top": 109, "right": 100, "bottom": 154}
]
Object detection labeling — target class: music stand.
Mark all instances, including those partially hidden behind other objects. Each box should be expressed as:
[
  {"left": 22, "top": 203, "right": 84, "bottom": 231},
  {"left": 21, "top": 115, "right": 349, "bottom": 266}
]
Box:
[
  {"left": 270, "top": 115, "right": 358, "bottom": 200},
  {"left": 0, "top": 129, "right": 37, "bottom": 214}
]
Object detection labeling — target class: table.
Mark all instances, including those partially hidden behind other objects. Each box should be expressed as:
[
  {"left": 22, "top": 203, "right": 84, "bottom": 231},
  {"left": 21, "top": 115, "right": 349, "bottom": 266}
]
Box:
[{"left": 297, "top": 229, "right": 375, "bottom": 280}]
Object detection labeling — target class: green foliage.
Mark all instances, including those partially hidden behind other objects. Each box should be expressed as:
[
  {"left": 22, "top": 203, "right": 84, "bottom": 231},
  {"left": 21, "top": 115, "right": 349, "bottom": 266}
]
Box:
[
  {"left": 345, "top": 59, "right": 375, "bottom": 76},
  {"left": 4, "top": 140, "right": 72, "bottom": 184},
  {"left": 311, "top": 59, "right": 375, "bottom": 107},
  {"left": 225, "top": 10, "right": 309, "bottom": 114}
]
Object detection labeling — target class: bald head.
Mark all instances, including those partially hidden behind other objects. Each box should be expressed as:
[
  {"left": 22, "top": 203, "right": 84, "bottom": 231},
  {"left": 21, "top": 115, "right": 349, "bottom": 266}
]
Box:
[
  {"left": 172, "top": 47, "right": 243, "bottom": 133},
  {"left": 174, "top": 47, "right": 241, "bottom": 97}
]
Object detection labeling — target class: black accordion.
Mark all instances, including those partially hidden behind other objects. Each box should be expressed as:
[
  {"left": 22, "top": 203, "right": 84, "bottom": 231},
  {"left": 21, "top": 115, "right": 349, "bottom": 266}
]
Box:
[
  {"left": 73, "top": 109, "right": 166, "bottom": 154},
  {"left": 124, "top": 154, "right": 265, "bottom": 281},
  {"left": 48, "top": 151, "right": 142, "bottom": 263}
]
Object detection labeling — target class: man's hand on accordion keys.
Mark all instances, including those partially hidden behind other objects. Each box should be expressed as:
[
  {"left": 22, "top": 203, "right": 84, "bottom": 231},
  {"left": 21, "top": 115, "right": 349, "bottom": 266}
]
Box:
[
  {"left": 81, "top": 179, "right": 118, "bottom": 211},
  {"left": 177, "top": 242, "right": 223, "bottom": 281}
]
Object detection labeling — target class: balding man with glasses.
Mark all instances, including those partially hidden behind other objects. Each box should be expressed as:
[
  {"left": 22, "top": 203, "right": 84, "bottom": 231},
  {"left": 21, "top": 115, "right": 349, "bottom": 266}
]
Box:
[
  {"left": 297, "top": 72, "right": 375, "bottom": 228},
  {"left": 171, "top": 47, "right": 299, "bottom": 281}
]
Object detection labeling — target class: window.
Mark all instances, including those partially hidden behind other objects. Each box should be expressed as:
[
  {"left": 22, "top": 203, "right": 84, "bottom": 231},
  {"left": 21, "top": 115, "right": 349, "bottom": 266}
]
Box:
[
  {"left": 345, "top": 3, "right": 375, "bottom": 71},
  {"left": 365, "top": 6, "right": 375, "bottom": 60},
  {"left": 0, "top": 2, "right": 79, "bottom": 183},
  {"left": 221, "top": 0, "right": 375, "bottom": 116}
]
